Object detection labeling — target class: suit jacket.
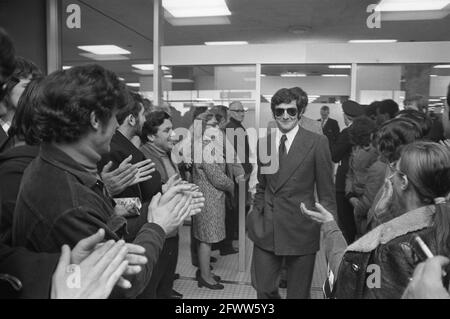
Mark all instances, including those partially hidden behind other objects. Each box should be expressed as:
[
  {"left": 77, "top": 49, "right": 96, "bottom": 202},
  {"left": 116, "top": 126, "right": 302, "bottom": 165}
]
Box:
[
  {"left": 300, "top": 116, "right": 323, "bottom": 135},
  {"left": 247, "top": 126, "right": 337, "bottom": 255},
  {"left": 331, "top": 126, "right": 352, "bottom": 192},
  {"left": 319, "top": 118, "right": 340, "bottom": 144}
]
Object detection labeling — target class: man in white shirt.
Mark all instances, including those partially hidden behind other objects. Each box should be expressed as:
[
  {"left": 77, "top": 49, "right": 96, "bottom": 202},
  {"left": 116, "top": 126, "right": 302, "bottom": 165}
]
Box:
[{"left": 247, "top": 87, "right": 337, "bottom": 299}]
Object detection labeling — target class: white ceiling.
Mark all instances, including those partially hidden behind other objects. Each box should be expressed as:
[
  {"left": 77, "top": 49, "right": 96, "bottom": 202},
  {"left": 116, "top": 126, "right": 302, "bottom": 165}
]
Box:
[{"left": 61, "top": 0, "right": 450, "bottom": 82}]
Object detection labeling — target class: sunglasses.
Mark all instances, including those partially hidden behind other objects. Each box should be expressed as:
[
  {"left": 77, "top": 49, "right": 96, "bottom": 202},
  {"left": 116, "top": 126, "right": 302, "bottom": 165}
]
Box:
[{"left": 274, "top": 107, "right": 298, "bottom": 118}]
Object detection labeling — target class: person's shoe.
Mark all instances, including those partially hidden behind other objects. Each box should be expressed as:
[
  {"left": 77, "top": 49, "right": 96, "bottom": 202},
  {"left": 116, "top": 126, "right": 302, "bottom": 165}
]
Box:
[
  {"left": 196, "top": 269, "right": 221, "bottom": 282},
  {"left": 279, "top": 279, "right": 287, "bottom": 289},
  {"left": 220, "top": 247, "right": 238, "bottom": 256},
  {"left": 197, "top": 275, "right": 224, "bottom": 290},
  {"left": 173, "top": 273, "right": 180, "bottom": 281},
  {"left": 210, "top": 256, "right": 217, "bottom": 263},
  {"left": 170, "top": 289, "right": 183, "bottom": 299}
]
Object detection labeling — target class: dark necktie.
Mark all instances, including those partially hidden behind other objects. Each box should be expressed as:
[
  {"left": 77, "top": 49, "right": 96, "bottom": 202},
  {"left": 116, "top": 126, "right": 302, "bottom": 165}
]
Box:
[{"left": 279, "top": 134, "right": 288, "bottom": 169}]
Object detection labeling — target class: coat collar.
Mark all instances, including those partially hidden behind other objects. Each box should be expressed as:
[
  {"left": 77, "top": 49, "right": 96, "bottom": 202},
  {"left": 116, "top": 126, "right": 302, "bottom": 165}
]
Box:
[{"left": 346, "top": 205, "right": 435, "bottom": 253}]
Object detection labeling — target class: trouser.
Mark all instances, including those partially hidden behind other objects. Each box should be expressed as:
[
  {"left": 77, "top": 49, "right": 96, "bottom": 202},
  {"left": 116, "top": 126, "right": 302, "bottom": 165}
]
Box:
[
  {"left": 252, "top": 245, "right": 316, "bottom": 299},
  {"left": 138, "top": 235, "right": 179, "bottom": 299},
  {"left": 190, "top": 218, "right": 199, "bottom": 266},
  {"left": 336, "top": 191, "right": 356, "bottom": 244}
]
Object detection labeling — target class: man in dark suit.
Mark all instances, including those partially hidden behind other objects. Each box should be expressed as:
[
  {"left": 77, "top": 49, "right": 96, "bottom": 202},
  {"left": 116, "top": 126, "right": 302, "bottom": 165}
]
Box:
[
  {"left": 331, "top": 100, "right": 363, "bottom": 244},
  {"left": 318, "top": 105, "right": 340, "bottom": 145},
  {"left": 247, "top": 88, "right": 336, "bottom": 299}
]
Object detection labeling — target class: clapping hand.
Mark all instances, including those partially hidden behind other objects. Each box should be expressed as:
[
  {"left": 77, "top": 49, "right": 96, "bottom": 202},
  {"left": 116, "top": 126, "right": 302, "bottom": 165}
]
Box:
[
  {"left": 101, "top": 156, "right": 137, "bottom": 196},
  {"left": 52, "top": 239, "right": 129, "bottom": 299}
]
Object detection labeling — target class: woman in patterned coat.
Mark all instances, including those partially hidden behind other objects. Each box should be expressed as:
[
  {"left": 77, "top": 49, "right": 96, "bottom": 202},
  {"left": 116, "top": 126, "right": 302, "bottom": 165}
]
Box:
[{"left": 192, "top": 111, "right": 234, "bottom": 290}]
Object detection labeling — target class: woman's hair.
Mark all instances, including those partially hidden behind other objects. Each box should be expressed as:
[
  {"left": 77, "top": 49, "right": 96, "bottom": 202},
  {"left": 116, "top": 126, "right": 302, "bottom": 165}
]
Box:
[
  {"left": 396, "top": 109, "right": 432, "bottom": 137},
  {"left": 8, "top": 77, "right": 44, "bottom": 145},
  {"left": 374, "top": 117, "right": 423, "bottom": 162},
  {"left": 194, "top": 111, "right": 216, "bottom": 137},
  {"left": 36, "top": 64, "right": 127, "bottom": 143},
  {"left": 348, "top": 116, "right": 377, "bottom": 147},
  {"left": 399, "top": 141, "right": 450, "bottom": 256}
]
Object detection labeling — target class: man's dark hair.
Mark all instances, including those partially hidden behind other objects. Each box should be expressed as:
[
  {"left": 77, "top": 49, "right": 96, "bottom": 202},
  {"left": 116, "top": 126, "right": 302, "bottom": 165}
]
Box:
[
  {"left": 0, "top": 28, "right": 16, "bottom": 82},
  {"left": 8, "top": 77, "right": 44, "bottom": 145},
  {"left": 396, "top": 109, "right": 433, "bottom": 137},
  {"left": 192, "top": 106, "right": 208, "bottom": 120},
  {"left": 349, "top": 116, "right": 377, "bottom": 147},
  {"left": 379, "top": 99, "right": 399, "bottom": 118},
  {"left": 271, "top": 88, "right": 305, "bottom": 117},
  {"left": 210, "top": 105, "right": 228, "bottom": 124},
  {"left": 116, "top": 90, "right": 144, "bottom": 125},
  {"left": 289, "top": 87, "right": 308, "bottom": 113},
  {"left": 374, "top": 117, "right": 423, "bottom": 163},
  {"left": 36, "top": 64, "right": 127, "bottom": 143},
  {"left": 3, "top": 56, "right": 42, "bottom": 109},
  {"left": 141, "top": 110, "right": 171, "bottom": 143},
  {"left": 321, "top": 105, "right": 330, "bottom": 112}
]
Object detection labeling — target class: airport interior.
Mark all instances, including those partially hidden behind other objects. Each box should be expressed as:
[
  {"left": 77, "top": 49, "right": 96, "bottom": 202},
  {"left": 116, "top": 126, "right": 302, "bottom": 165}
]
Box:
[{"left": 0, "top": 0, "right": 450, "bottom": 300}]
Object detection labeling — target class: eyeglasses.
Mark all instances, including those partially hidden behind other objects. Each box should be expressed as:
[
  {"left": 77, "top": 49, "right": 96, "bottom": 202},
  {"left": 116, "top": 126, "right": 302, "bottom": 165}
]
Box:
[{"left": 274, "top": 108, "right": 298, "bottom": 118}]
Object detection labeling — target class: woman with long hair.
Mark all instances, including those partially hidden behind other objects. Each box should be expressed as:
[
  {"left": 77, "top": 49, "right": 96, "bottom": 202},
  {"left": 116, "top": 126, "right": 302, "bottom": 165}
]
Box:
[{"left": 302, "top": 141, "right": 450, "bottom": 298}]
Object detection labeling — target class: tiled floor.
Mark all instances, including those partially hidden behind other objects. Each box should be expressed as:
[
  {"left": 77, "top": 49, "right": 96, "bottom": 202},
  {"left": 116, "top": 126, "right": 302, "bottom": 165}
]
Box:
[{"left": 173, "top": 225, "right": 327, "bottom": 299}]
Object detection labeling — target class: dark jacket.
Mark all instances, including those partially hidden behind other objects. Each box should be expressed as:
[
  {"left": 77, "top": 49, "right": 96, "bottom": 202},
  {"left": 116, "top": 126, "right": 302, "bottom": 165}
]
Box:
[
  {"left": 322, "top": 206, "right": 446, "bottom": 299},
  {"left": 247, "top": 127, "right": 337, "bottom": 255},
  {"left": 99, "top": 131, "right": 162, "bottom": 242},
  {"left": 331, "top": 126, "right": 352, "bottom": 192},
  {"left": 319, "top": 117, "right": 340, "bottom": 145},
  {"left": 225, "top": 118, "right": 252, "bottom": 177},
  {"left": 12, "top": 143, "right": 165, "bottom": 299},
  {"left": 0, "top": 192, "right": 58, "bottom": 299},
  {"left": 0, "top": 145, "right": 39, "bottom": 244}
]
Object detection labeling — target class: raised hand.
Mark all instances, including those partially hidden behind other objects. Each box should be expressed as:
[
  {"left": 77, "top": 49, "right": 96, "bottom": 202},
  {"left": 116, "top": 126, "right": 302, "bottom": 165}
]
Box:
[
  {"left": 132, "top": 159, "right": 155, "bottom": 185},
  {"left": 101, "top": 156, "right": 137, "bottom": 196},
  {"left": 70, "top": 229, "right": 147, "bottom": 289},
  {"left": 300, "top": 202, "right": 334, "bottom": 224},
  {"left": 51, "top": 240, "right": 129, "bottom": 299},
  {"left": 402, "top": 256, "right": 450, "bottom": 299},
  {"left": 147, "top": 192, "right": 202, "bottom": 235},
  {"left": 162, "top": 174, "right": 183, "bottom": 194}
]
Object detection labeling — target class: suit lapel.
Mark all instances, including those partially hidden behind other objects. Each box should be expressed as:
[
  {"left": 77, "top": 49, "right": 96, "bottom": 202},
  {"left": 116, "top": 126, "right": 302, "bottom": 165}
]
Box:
[{"left": 274, "top": 127, "right": 314, "bottom": 192}]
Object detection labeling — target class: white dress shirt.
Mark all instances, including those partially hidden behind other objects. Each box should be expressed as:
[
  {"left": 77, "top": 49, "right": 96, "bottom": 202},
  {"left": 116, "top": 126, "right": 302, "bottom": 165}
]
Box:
[{"left": 275, "top": 124, "right": 299, "bottom": 155}]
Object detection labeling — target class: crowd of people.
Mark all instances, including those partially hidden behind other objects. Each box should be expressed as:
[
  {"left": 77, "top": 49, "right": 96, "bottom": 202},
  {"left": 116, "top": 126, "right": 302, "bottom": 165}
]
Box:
[{"left": 0, "top": 25, "right": 450, "bottom": 299}]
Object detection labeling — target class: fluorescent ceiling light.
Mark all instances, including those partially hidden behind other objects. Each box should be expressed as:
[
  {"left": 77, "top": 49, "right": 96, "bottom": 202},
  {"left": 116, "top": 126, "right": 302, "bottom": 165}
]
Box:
[
  {"left": 79, "top": 53, "right": 129, "bottom": 61},
  {"left": 260, "top": 74, "right": 267, "bottom": 77},
  {"left": 322, "top": 74, "right": 349, "bottom": 77},
  {"left": 118, "top": 77, "right": 125, "bottom": 81},
  {"left": 375, "top": 0, "right": 450, "bottom": 12},
  {"left": 434, "top": 65, "right": 450, "bottom": 68},
  {"left": 77, "top": 45, "right": 131, "bottom": 55},
  {"left": 280, "top": 72, "right": 306, "bottom": 77},
  {"left": 62, "top": 66, "right": 72, "bottom": 70},
  {"left": 430, "top": 75, "right": 438, "bottom": 77},
  {"left": 166, "top": 16, "right": 230, "bottom": 26},
  {"left": 380, "top": 11, "right": 449, "bottom": 21},
  {"left": 164, "top": 74, "right": 173, "bottom": 78},
  {"left": 126, "top": 83, "right": 140, "bottom": 87},
  {"left": 349, "top": 39, "right": 398, "bottom": 43},
  {"left": 168, "top": 79, "right": 194, "bottom": 83},
  {"left": 329, "top": 65, "right": 351, "bottom": 69},
  {"left": 163, "top": 0, "right": 231, "bottom": 18},
  {"left": 205, "top": 41, "right": 248, "bottom": 46},
  {"left": 132, "top": 64, "right": 170, "bottom": 71}
]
